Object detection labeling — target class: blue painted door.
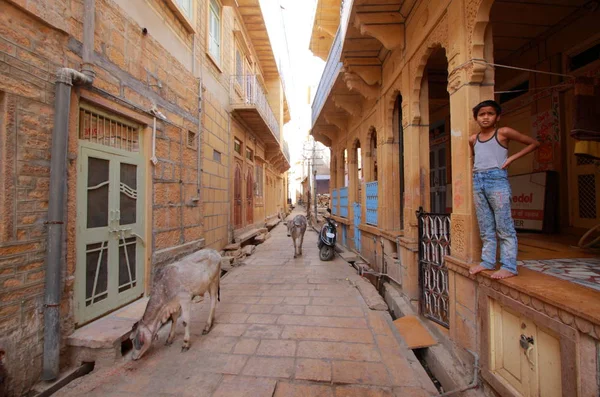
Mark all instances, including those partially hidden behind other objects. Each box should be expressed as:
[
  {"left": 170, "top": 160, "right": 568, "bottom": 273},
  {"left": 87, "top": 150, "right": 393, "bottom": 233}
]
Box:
[{"left": 353, "top": 202, "right": 361, "bottom": 252}]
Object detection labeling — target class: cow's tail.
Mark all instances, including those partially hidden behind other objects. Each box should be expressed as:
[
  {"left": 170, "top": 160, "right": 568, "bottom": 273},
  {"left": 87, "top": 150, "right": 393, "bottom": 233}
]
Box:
[{"left": 218, "top": 276, "right": 221, "bottom": 302}]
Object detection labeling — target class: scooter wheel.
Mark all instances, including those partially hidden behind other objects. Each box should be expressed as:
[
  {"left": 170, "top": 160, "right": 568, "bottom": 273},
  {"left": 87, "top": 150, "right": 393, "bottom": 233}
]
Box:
[{"left": 319, "top": 245, "right": 335, "bottom": 261}]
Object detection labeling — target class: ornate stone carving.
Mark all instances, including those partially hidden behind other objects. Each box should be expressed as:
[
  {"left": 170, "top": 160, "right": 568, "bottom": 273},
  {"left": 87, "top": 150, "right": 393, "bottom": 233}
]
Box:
[{"left": 451, "top": 218, "right": 466, "bottom": 258}]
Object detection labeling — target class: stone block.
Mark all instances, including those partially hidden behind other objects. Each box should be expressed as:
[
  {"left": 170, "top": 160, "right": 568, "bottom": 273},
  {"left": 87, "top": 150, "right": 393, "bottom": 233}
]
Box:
[
  {"left": 224, "top": 242, "right": 241, "bottom": 251},
  {"left": 241, "top": 245, "right": 256, "bottom": 256}
]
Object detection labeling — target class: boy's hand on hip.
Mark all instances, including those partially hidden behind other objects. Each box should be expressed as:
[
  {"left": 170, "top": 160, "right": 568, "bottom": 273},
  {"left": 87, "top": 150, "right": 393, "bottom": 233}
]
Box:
[{"left": 501, "top": 157, "right": 513, "bottom": 169}]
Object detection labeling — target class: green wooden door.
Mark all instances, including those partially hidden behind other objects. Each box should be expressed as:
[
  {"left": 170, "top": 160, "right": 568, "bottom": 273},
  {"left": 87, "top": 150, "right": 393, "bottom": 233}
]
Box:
[{"left": 75, "top": 141, "right": 145, "bottom": 325}]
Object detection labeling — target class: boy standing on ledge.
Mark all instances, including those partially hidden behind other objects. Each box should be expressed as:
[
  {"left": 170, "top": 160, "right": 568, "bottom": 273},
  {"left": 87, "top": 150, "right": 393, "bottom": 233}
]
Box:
[{"left": 469, "top": 100, "right": 540, "bottom": 279}]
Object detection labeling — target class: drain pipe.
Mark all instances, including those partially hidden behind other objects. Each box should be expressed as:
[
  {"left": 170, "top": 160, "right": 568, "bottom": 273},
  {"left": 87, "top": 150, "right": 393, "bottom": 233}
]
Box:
[{"left": 42, "top": 0, "right": 95, "bottom": 381}]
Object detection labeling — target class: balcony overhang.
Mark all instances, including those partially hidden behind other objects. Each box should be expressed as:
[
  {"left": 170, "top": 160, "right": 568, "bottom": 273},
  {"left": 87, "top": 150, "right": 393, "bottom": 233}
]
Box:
[
  {"left": 310, "top": 0, "right": 342, "bottom": 61},
  {"left": 310, "top": 0, "right": 410, "bottom": 147}
]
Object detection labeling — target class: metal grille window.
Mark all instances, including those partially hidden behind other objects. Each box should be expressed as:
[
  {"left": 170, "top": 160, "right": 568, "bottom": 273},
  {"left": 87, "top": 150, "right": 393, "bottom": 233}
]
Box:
[
  {"left": 187, "top": 130, "right": 197, "bottom": 149},
  {"left": 417, "top": 208, "right": 451, "bottom": 328},
  {"left": 79, "top": 106, "right": 140, "bottom": 152},
  {"left": 578, "top": 174, "right": 597, "bottom": 219}
]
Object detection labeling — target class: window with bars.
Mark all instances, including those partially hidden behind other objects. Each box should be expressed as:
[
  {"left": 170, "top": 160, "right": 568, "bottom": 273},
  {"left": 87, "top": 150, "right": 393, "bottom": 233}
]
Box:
[
  {"left": 246, "top": 147, "right": 253, "bottom": 161},
  {"left": 234, "top": 138, "right": 242, "bottom": 155},
  {"left": 79, "top": 106, "right": 140, "bottom": 152},
  {"left": 208, "top": 0, "right": 221, "bottom": 64}
]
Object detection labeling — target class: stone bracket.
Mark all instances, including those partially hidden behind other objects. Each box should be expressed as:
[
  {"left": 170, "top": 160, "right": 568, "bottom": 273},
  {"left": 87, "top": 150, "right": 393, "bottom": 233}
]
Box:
[
  {"left": 333, "top": 95, "right": 362, "bottom": 116},
  {"left": 324, "top": 113, "right": 348, "bottom": 132},
  {"left": 354, "top": 14, "right": 405, "bottom": 51},
  {"left": 343, "top": 72, "right": 379, "bottom": 99},
  {"left": 344, "top": 64, "right": 382, "bottom": 86}
]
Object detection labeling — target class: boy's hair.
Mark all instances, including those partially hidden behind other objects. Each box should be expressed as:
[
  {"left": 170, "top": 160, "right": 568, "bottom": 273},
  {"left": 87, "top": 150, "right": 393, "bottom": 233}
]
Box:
[{"left": 472, "top": 100, "right": 502, "bottom": 119}]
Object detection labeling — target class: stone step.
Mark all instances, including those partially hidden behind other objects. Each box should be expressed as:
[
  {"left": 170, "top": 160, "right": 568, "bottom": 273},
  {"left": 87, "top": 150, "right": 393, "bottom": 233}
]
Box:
[
  {"left": 265, "top": 218, "right": 280, "bottom": 230},
  {"left": 234, "top": 228, "right": 261, "bottom": 244},
  {"left": 67, "top": 298, "right": 148, "bottom": 367}
]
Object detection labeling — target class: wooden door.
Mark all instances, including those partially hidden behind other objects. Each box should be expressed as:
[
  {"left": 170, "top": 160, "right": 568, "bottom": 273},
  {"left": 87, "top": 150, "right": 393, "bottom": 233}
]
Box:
[
  {"left": 246, "top": 171, "right": 254, "bottom": 224},
  {"left": 234, "top": 165, "right": 242, "bottom": 228}
]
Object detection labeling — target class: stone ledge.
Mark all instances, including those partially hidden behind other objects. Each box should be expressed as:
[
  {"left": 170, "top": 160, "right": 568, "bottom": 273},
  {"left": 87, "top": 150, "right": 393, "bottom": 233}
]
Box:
[
  {"left": 234, "top": 228, "right": 260, "bottom": 243},
  {"left": 331, "top": 215, "right": 351, "bottom": 225},
  {"left": 152, "top": 238, "right": 206, "bottom": 267},
  {"left": 446, "top": 255, "right": 600, "bottom": 339}
]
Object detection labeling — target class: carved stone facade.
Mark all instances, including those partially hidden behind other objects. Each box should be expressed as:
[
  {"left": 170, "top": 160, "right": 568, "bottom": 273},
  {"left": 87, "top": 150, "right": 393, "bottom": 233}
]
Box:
[{"left": 311, "top": 0, "right": 600, "bottom": 395}]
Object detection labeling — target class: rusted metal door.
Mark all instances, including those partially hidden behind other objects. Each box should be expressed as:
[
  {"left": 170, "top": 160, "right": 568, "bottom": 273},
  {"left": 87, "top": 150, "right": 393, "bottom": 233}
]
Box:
[
  {"left": 234, "top": 165, "right": 242, "bottom": 228},
  {"left": 246, "top": 171, "right": 254, "bottom": 224}
]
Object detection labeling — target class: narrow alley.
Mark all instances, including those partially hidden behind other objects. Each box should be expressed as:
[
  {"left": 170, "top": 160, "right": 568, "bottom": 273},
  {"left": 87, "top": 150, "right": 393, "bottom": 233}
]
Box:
[{"left": 55, "top": 210, "right": 438, "bottom": 397}]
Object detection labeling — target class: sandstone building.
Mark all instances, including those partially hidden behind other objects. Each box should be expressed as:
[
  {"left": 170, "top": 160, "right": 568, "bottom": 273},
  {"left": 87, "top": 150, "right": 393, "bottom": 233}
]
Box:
[
  {"left": 311, "top": 0, "right": 600, "bottom": 395},
  {"left": 0, "top": 0, "right": 290, "bottom": 394}
]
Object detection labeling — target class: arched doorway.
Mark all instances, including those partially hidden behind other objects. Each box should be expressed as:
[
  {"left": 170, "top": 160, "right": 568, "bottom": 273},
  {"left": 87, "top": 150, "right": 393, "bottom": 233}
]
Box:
[
  {"left": 393, "top": 95, "right": 405, "bottom": 230},
  {"left": 423, "top": 47, "right": 451, "bottom": 214},
  {"left": 234, "top": 165, "right": 242, "bottom": 228},
  {"left": 246, "top": 170, "right": 254, "bottom": 224}
]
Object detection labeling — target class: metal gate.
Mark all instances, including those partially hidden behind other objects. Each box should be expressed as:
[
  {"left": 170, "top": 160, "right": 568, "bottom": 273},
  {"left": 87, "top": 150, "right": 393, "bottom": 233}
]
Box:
[
  {"left": 417, "top": 207, "right": 451, "bottom": 328},
  {"left": 353, "top": 202, "right": 361, "bottom": 252}
]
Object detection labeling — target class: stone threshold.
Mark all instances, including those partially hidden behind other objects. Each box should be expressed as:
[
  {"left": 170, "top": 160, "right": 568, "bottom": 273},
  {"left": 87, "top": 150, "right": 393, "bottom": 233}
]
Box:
[{"left": 68, "top": 297, "right": 149, "bottom": 351}]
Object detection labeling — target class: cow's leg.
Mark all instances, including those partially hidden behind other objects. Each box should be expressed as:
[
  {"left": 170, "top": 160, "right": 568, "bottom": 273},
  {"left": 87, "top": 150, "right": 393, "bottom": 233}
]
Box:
[
  {"left": 181, "top": 298, "right": 192, "bottom": 352},
  {"left": 165, "top": 306, "right": 181, "bottom": 346},
  {"left": 299, "top": 231, "right": 305, "bottom": 256},
  {"left": 203, "top": 278, "right": 218, "bottom": 335},
  {"left": 292, "top": 235, "right": 298, "bottom": 258}
]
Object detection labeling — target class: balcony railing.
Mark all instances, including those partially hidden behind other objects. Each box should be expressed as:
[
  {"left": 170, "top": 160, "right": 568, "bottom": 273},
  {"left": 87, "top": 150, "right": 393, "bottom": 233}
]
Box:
[
  {"left": 311, "top": 27, "right": 343, "bottom": 127},
  {"left": 230, "top": 75, "right": 280, "bottom": 143}
]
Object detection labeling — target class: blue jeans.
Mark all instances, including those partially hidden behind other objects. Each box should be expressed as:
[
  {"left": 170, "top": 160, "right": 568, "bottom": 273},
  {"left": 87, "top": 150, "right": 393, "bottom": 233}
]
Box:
[{"left": 473, "top": 168, "right": 518, "bottom": 274}]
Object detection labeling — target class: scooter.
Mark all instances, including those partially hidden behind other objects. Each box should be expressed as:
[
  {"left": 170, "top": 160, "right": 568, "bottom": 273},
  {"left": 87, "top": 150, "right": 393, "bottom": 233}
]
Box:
[{"left": 318, "top": 208, "right": 337, "bottom": 261}]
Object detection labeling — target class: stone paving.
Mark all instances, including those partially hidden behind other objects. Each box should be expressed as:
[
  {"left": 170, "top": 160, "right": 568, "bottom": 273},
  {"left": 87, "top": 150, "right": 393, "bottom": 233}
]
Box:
[{"left": 56, "top": 211, "right": 437, "bottom": 397}]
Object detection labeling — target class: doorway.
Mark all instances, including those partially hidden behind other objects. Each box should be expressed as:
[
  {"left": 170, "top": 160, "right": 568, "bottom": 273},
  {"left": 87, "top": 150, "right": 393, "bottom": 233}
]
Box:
[
  {"left": 234, "top": 165, "right": 242, "bottom": 228},
  {"left": 75, "top": 106, "right": 145, "bottom": 325}
]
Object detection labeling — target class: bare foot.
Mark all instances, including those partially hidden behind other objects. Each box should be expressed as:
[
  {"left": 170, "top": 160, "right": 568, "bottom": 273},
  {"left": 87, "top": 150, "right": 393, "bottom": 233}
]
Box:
[
  {"left": 469, "top": 264, "right": 491, "bottom": 275},
  {"left": 491, "top": 269, "right": 516, "bottom": 279}
]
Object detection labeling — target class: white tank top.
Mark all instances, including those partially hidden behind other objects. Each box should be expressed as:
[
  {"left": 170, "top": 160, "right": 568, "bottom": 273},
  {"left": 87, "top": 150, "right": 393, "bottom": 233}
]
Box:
[{"left": 473, "top": 129, "right": 508, "bottom": 171}]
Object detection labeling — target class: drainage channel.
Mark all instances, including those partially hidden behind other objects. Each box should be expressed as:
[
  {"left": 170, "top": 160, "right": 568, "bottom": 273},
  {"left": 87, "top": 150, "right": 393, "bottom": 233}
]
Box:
[{"left": 343, "top": 254, "right": 446, "bottom": 394}]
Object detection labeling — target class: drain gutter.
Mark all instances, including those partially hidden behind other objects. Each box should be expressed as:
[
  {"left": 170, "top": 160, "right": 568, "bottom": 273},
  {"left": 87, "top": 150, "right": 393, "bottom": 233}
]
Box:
[
  {"left": 434, "top": 349, "right": 479, "bottom": 397},
  {"left": 42, "top": 0, "right": 95, "bottom": 381}
]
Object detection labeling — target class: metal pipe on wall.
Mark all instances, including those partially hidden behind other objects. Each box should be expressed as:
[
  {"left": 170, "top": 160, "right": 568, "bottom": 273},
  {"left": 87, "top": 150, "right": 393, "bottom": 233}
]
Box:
[{"left": 42, "top": 0, "right": 95, "bottom": 381}]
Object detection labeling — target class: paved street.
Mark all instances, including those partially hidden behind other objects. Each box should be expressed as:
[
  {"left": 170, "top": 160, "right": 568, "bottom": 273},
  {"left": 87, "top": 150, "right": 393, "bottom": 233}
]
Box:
[{"left": 57, "top": 211, "right": 437, "bottom": 397}]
